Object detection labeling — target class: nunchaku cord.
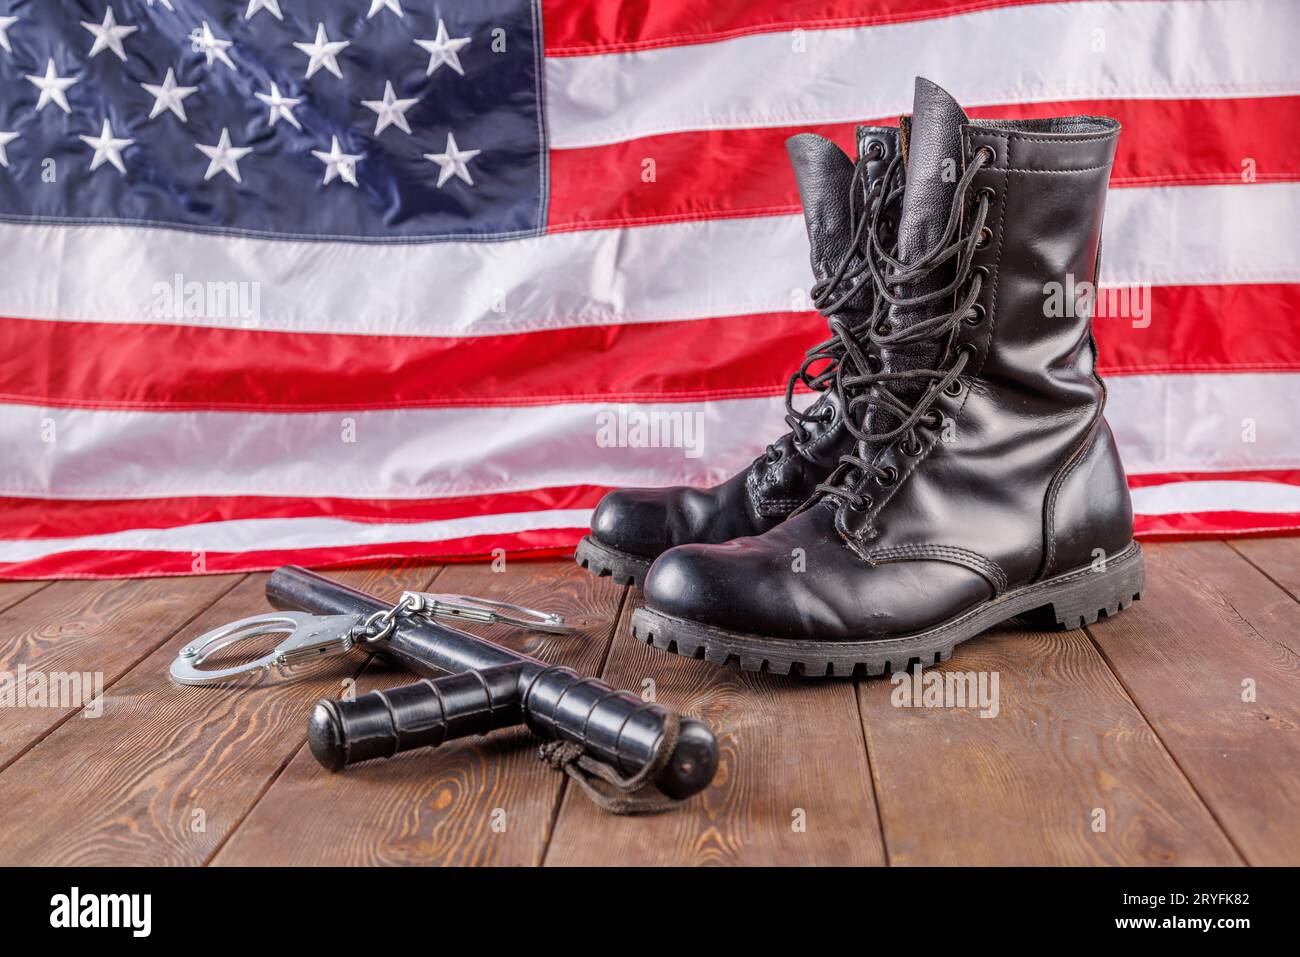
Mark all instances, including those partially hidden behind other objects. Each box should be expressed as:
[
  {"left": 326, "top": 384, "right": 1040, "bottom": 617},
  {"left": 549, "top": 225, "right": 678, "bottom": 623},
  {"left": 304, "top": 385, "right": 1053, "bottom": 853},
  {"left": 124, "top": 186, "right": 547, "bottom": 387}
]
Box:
[{"left": 537, "top": 712, "right": 683, "bottom": 815}]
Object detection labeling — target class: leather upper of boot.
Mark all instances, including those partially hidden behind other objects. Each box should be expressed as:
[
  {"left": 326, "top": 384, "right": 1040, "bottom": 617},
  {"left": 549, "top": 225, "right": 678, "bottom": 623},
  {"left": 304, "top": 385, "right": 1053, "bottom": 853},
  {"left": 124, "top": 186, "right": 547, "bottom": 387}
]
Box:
[
  {"left": 644, "top": 78, "right": 1135, "bottom": 641},
  {"left": 589, "top": 126, "right": 903, "bottom": 561}
]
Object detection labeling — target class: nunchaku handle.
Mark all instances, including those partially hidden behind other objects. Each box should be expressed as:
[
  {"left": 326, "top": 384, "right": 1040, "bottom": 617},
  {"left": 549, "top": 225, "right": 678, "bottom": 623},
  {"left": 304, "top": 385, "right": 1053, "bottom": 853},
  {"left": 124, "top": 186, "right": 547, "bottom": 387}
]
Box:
[
  {"left": 308, "top": 664, "right": 718, "bottom": 800},
  {"left": 308, "top": 665, "right": 522, "bottom": 770}
]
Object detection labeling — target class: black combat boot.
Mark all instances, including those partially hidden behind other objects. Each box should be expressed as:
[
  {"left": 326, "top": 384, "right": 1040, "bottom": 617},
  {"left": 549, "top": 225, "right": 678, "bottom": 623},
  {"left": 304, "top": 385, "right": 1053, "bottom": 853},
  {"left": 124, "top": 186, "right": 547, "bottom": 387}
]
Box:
[
  {"left": 575, "top": 126, "right": 905, "bottom": 587},
  {"left": 632, "top": 78, "right": 1144, "bottom": 675}
]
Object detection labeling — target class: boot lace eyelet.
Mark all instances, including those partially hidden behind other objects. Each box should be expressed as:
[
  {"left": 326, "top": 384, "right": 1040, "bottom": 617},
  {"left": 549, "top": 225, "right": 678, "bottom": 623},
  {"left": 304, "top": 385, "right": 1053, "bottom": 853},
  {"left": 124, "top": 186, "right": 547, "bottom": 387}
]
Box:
[
  {"left": 877, "top": 466, "right": 898, "bottom": 486},
  {"left": 975, "top": 226, "right": 993, "bottom": 249},
  {"left": 975, "top": 186, "right": 996, "bottom": 207},
  {"left": 973, "top": 265, "right": 991, "bottom": 282},
  {"left": 865, "top": 140, "right": 885, "bottom": 160},
  {"left": 923, "top": 410, "right": 944, "bottom": 430},
  {"left": 975, "top": 145, "right": 996, "bottom": 165},
  {"left": 901, "top": 438, "right": 923, "bottom": 456},
  {"left": 766, "top": 446, "right": 783, "bottom": 464},
  {"left": 944, "top": 378, "right": 963, "bottom": 397},
  {"left": 848, "top": 495, "right": 874, "bottom": 514},
  {"left": 965, "top": 303, "right": 986, "bottom": 325}
]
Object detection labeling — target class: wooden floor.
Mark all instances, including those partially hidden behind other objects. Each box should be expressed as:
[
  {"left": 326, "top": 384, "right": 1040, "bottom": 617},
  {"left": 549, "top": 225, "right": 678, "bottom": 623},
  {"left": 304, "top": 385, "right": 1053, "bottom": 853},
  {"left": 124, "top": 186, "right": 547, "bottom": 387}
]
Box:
[{"left": 1, "top": 538, "right": 1298, "bottom": 866}]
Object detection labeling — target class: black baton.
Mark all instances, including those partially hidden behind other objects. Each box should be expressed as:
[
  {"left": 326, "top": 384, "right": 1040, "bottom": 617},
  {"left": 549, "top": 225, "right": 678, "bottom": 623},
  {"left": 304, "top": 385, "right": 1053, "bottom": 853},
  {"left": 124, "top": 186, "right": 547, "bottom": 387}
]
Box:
[{"left": 265, "top": 566, "right": 718, "bottom": 800}]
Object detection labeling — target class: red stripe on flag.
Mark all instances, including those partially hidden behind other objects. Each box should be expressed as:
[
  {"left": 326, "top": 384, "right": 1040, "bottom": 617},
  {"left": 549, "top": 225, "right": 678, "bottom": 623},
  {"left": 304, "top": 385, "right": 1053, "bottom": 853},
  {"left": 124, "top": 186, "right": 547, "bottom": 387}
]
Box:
[
  {"left": 0, "top": 533, "right": 589, "bottom": 580},
  {"left": 5, "top": 512, "right": 1298, "bottom": 579},
  {"left": 543, "top": 0, "right": 1062, "bottom": 56},
  {"left": 0, "top": 312, "right": 816, "bottom": 411},
  {"left": 3, "top": 284, "right": 1296, "bottom": 411},
  {"left": 1095, "top": 283, "right": 1300, "bottom": 376},
  {"left": 549, "top": 97, "right": 1300, "bottom": 232},
  {"left": 1135, "top": 512, "right": 1300, "bottom": 539},
  {"left": 0, "top": 486, "right": 614, "bottom": 540}
]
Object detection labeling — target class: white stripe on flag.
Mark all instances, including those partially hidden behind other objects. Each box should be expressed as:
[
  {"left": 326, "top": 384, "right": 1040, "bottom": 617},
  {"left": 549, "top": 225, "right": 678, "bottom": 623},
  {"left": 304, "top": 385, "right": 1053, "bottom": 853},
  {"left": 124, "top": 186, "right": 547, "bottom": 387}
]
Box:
[
  {"left": 546, "top": 0, "right": 1300, "bottom": 148},
  {"left": 3, "top": 481, "right": 1299, "bottom": 563},
  {"left": 0, "top": 183, "right": 1293, "bottom": 337},
  {"left": 3, "top": 374, "right": 1298, "bottom": 503},
  {"left": 0, "top": 510, "right": 595, "bottom": 563},
  {"left": 1131, "top": 481, "right": 1300, "bottom": 515}
]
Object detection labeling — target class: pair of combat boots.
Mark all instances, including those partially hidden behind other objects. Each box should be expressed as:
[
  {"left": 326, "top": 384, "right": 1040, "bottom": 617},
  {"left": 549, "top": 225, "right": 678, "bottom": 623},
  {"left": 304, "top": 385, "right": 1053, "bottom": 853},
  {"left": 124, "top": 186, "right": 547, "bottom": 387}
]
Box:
[{"left": 574, "top": 78, "right": 1144, "bottom": 676}]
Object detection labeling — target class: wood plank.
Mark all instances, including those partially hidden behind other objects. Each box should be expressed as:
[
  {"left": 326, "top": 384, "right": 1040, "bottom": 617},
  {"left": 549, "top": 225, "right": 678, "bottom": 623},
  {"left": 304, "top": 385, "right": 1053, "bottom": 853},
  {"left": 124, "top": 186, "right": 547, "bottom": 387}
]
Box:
[
  {"left": 1086, "top": 540, "right": 1300, "bottom": 865},
  {"left": 0, "top": 579, "right": 52, "bottom": 614},
  {"left": 211, "top": 560, "right": 624, "bottom": 867},
  {"left": 0, "top": 563, "right": 437, "bottom": 866},
  {"left": 1229, "top": 537, "right": 1300, "bottom": 625},
  {"left": 545, "top": 593, "right": 887, "bottom": 866},
  {"left": 0, "top": 574, "right": 241, "bottom": 771},
  {"left": 859, "top": 623, "right": 1241, "bottom": 865}
]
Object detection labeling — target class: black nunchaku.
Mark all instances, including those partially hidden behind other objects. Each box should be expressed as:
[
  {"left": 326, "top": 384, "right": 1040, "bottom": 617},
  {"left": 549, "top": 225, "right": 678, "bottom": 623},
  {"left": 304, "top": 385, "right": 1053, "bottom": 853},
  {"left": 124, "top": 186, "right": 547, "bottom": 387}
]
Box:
[{"left": 171, "top": 566, "right": 718, "bottom": 810}]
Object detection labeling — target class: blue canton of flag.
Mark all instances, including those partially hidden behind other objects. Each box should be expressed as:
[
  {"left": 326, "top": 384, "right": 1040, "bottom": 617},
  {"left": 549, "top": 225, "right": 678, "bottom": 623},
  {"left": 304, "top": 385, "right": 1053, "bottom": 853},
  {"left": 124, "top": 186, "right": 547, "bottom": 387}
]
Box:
[{"left": 0, "top": 0, "right": 546, "bottom": 240}]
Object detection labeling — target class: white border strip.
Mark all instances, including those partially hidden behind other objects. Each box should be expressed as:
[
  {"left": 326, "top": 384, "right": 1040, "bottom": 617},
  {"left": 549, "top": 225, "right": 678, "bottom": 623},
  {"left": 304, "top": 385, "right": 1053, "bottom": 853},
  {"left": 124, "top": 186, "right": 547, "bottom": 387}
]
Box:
[
  {"left": 0, "top": 183, "right": 1294, "bottom": 337},
  {"left": 3, "top": 373, "right": 1298, "bottom": 501}
]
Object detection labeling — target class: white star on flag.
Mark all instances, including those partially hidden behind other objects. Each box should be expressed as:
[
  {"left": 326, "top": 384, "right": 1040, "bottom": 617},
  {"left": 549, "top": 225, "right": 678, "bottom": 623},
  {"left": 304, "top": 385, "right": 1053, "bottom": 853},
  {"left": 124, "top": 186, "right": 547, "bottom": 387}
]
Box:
[
  {"left": 0, "top": 130, "right": 19, "bottom": 169},
  {"left": 194, "top": 22, "right": 236, "bottom": 71},
  {"left": 196, "top": 128, "right": 254, "bottom": 183},
  {"left": 295, "top": 23, "right": 350, "bottom": 80},
  {"left": 245, "top": 0, "right": 284, "bottom": 20},
  {"left": 311, "top": 136, "right": 361, "bottom": 187},
  {"left": 142, "top": 68, "right": 198, "bottom": 122},
  {"left": 414, "top": 20, "right": 470, "bottom": 77},
  {"left": 424, "top": 132, "right": 480, "bottom": 188},
  {"left": 82, "top": 6, "right": 139, "bottom": 62},
  {"left": 0, "top": 15, "right": 17, "bottom": 54},
  {"left": 79, "top": 119, "right": 134, "bottom": 175},
  {"left": 255, "top": 83, "right": 302, "bottom": 130},
  {"left": 25, "top": 60, "right": 78, "bottom": 114},
  {"left": 362, "top": 81, "right": 419, "bottom": 136},
  {"left": 368, "top": 0, "right": 404, "bottom": 18}
]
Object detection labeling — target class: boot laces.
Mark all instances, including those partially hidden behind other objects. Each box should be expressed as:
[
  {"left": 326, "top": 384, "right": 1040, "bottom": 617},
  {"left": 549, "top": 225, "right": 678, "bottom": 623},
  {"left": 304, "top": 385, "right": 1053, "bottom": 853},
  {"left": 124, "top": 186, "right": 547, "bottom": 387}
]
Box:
[
  {"left": 815, "top": 146, "right": 996, "bottom": 511},
  {"left": 765, "top": 145, "right": 904, "bottom": 462}
]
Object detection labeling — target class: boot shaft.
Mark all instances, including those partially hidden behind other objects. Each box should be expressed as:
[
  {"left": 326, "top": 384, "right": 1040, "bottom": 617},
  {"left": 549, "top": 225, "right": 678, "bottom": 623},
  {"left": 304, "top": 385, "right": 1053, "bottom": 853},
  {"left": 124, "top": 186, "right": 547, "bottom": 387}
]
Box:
[{"left": 834, "top": 81, "right": 1132, "bottom": 586}]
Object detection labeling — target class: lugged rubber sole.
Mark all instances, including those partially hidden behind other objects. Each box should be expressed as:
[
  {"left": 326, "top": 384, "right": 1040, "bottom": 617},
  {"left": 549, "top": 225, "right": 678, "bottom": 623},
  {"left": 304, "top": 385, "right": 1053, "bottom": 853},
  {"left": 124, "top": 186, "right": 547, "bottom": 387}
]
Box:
[
  {"left": 574, "top": 535, "right": 653, "bottom": 589},
  {"left": 629, "top": 542, "right": 1145, "bottom": 677}
]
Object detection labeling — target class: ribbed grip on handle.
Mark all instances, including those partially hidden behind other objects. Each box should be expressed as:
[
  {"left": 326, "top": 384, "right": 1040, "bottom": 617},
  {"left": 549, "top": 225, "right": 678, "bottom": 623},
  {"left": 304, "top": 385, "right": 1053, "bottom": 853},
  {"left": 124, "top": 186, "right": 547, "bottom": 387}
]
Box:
[
  {"left": 309, "top": 664, "right": 718, "bottom": 798},
  {"left": 520, "top": 666, "right": 717, "bottom": 799},
  {"left": 308, "top": 665, "right": 522, "bottom": 771}
]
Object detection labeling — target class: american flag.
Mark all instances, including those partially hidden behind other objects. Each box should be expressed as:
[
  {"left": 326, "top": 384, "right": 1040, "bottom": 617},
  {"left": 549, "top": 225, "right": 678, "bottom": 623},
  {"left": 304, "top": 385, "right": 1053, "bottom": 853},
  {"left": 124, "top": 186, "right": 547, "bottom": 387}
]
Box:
[{"left": 0, "top": 0, "right": 1296, "bottom": 578}]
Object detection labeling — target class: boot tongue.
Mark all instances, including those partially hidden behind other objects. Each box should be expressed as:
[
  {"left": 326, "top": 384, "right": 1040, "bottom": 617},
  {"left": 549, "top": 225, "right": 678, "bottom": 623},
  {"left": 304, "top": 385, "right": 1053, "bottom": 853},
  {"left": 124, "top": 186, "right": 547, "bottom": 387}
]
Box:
[
  {"left": 786, "top": 133, "right": 858, "bottom": 283},
  {"left": 893, "top": 77, "right": 970, "bottom": 269}
]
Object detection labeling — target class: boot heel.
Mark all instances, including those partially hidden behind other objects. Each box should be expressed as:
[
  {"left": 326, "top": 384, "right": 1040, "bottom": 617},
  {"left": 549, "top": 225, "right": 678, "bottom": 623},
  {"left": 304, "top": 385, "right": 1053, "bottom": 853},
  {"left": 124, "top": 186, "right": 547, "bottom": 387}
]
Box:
[{"left": 1022, "top": 544, "right": 1145, "bottom": 631}]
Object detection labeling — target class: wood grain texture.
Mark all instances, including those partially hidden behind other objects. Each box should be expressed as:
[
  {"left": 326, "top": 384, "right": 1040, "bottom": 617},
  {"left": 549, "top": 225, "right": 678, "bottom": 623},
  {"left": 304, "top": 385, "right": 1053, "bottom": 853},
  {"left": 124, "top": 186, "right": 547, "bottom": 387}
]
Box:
[
  {"left": 545, "top": 593, "right": 887, "bottom": 866},
  {"left": 1230, "top": 537, "right": 1300, "bottom": 626},
  {"left": 0, "top": 574, "right": 241, "bottom": 770},
  {"left": 0, "top": 580, "right": 51, "bottom": 614},
  {"left": 211, "top": 560, "right": 624, "bottom": 867},
  {"left": 860, "top": 625, "right": 1241, "bottom": 866},
  {"left": 1087, "top": 541, "right": 1300, "bottom": 864},
  {"left": 0, "top": 563, "right": 437, "bottom": 866}
]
